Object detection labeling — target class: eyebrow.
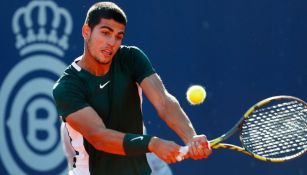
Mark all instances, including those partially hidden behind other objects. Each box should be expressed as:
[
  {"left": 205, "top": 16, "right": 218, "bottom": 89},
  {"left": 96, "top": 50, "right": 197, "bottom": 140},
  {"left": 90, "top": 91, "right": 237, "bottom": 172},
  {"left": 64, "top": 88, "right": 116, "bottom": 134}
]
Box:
[{"left": 99, "top": 26, "right": 125, "bottom": 35}]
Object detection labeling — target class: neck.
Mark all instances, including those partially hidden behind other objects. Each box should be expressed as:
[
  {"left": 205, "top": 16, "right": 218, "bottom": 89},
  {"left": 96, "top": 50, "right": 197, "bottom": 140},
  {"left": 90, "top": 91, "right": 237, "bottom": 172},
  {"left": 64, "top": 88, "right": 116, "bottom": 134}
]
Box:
[{"left": 78, "top": 53, "right": 111, "bottom": 76}]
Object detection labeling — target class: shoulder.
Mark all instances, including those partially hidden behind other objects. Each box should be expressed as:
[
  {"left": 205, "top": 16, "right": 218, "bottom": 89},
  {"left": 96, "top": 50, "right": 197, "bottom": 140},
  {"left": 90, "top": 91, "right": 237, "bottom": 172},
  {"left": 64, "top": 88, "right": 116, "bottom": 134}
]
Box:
[
  {"left": 119, "top": 45, "right": 142, "bottom": 52},
  {"left": 115, "top": 45, "right": 155, "bottom": 83},
  {"left": 117, "top": 45, "right": 147, "bottom": 58},
  {"left": 116, "top": 45, "right": 150, "bottom": 66},
  {"left": 113, "top": 45, "right": 149, "bottom": 70},
  {"left": 53, "top": 66, "right": 85, "bottom": 96}
]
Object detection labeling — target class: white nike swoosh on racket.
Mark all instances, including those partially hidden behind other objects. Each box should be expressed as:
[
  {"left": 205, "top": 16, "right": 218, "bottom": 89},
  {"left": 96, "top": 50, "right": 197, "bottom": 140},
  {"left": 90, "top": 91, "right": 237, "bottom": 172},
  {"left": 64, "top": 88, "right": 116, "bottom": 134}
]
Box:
[
  {"left": 130, "top": 136, "right": 144, "bottom": 141},
  {"left": 99, "top": 80, "right": 110, "bottom": 89}
]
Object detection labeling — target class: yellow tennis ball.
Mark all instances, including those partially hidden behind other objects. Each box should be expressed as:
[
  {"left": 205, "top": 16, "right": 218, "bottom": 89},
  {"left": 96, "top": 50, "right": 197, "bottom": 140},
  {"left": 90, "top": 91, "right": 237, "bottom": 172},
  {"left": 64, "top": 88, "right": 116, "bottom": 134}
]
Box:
[{"left": 186, "top": 85, "right": 206, "bottom": 105}]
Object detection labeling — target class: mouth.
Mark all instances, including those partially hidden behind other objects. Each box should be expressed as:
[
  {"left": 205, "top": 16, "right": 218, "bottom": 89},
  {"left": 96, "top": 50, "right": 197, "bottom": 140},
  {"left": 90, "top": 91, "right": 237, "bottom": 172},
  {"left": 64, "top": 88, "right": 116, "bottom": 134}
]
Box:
[{"left": 101, "top": 48, "right": 113, "bottom": 57}]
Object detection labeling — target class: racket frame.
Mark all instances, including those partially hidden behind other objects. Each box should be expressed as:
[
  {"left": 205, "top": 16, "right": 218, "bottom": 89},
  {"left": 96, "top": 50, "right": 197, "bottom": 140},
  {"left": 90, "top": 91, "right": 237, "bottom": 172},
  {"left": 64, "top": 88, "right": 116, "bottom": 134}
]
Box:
[{"left": 209, "top": 95, "right": 307, "bottom": 162}]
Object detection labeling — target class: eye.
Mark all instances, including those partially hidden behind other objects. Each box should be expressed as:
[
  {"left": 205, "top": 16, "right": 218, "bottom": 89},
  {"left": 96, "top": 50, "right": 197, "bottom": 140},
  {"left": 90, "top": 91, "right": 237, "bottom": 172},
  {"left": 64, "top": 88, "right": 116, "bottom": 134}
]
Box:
[
  {"left": 116, "top": 35, "right": 123, "bottom": 41},
  {"left": 101, "top": 31, "right": 110, "bottom": 36}
]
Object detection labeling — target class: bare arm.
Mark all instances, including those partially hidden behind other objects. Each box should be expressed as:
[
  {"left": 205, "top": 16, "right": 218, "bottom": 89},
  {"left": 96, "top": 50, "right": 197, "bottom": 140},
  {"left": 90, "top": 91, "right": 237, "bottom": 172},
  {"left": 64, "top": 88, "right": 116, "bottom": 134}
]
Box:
[
  {"left": 65, "top": 106, "right": 182, "bottom": 163},
  {"left": 141, "top": 73, "right": 212, "bottom": 160},
  {"left": 140, "top": 73, "right": 196, "bottom": 144},
  {"left": 65, "top": 106, "right": 126, "bottom": 155}
]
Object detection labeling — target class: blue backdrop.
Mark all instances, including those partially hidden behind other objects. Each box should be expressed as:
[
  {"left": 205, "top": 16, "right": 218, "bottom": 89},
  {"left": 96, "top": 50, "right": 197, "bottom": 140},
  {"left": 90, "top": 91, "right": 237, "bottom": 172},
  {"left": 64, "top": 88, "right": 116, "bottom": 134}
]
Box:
[{"left": 0, "top": 0, "right": 306, "bottom": 174}]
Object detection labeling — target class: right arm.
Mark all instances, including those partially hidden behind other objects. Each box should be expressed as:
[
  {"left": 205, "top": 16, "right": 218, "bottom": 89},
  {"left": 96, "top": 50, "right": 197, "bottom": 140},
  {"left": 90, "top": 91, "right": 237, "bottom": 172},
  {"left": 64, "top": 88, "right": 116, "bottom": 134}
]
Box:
[
  {"left": 65, "top": 107, "right": 181, "bottom": 163},
  {"left": 53, "top": 77, "right": 181, "bottom": 163},
  {"left": 53, "top": 80, "right": 127, "bottom": 155},
  {"left": 65, "top": 106, "right": 126, "bottom": 155}
]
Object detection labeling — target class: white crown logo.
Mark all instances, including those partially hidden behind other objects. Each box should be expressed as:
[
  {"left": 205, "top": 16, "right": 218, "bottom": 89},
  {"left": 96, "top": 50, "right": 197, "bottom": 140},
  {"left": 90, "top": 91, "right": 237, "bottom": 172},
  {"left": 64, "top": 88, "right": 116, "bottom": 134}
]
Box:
[{"left": 12, "top": 0, "right": 73, "bottom": 57}]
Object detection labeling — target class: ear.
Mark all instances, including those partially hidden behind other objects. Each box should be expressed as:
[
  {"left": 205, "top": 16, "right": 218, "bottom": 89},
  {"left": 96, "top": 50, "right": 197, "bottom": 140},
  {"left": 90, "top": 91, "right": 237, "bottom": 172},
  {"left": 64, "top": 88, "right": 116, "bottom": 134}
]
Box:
[{"left": 82, "top": 24, "right": 91, "bottom": 40}]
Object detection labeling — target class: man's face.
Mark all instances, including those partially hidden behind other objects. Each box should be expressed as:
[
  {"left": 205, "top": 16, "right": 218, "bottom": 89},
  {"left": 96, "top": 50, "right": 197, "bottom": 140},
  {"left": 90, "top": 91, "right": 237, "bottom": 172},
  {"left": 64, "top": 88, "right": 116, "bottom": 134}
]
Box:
[{"left": 84, "top": 18, "right": 125, "bottom": 64}]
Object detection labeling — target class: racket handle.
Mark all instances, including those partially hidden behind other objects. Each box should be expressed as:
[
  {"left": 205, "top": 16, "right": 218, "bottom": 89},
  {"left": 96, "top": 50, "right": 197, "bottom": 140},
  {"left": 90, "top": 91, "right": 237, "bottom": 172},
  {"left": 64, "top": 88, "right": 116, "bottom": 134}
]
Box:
[{"left": 176, "top": 146, "right": 189, "bottom": 161}]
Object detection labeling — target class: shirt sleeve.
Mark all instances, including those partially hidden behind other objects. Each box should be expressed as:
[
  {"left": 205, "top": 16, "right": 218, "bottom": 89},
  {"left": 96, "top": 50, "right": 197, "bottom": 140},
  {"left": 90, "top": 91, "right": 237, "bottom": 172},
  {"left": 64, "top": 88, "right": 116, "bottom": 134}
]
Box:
[
  {"left": 127, "top": 46, "right": 156, "bottom": 84},
  {"left": 52, "top": 80, "right": 89, "bottom": 121}
]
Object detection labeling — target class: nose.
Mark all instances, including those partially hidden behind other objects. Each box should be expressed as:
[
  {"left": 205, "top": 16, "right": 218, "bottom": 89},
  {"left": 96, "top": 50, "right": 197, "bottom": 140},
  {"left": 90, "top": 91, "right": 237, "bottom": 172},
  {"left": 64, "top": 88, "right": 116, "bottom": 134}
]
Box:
[{"left": 107, "top": 36, "right": 116, "bottom": 47}]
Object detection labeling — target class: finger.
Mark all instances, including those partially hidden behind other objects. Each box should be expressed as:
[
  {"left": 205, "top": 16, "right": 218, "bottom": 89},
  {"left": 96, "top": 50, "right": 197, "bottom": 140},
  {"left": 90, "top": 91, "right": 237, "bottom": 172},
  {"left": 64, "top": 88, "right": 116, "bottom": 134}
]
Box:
[
  {"left": 201, "top": 139, "right": 209, "bottom": 148},
  {"left": 164, "top": 156, "right": 174, "bottom": 164},
  {"left": 197, "top": 134, "right": 207, "bottom": 142},
  {"left": 175, "top": 154, "right": 184, "bottom": 162},
  {"left": 183, "top": 153, "right": 190, "bottom": 160},
  {"left": 190, "top": 135, "right": 212, "bottom": 159},
  {"left": 189, "top": 142, "right": 197, "bottom": 157},
  {"left": 204, "top": 141, "right": 212, "bottom": 152},
  {"left": 196, "top": 141, "right": 212, "bottom": 159},
  {"left": 169, "top": 156, "right": 177, "bottom": 164},
  {"left": 190, "top": 142, "right": 202, "bottom": 159},
  {"left": 204, "top": 146, "right": 212, "bottom": 157}
]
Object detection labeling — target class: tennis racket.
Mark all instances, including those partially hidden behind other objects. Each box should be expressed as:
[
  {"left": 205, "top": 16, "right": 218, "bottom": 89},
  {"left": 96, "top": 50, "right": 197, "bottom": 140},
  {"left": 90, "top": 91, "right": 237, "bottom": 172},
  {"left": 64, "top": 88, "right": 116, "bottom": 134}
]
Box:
[{"left": 177, "top": 95, "right": 307, "bottom": 162}]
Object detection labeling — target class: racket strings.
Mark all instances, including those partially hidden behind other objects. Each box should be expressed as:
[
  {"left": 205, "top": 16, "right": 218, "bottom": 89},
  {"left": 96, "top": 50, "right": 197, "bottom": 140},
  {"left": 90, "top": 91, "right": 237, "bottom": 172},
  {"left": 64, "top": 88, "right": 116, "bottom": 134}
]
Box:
[{"left": 241, "top": 100, "right": 307, "bottom": 159}]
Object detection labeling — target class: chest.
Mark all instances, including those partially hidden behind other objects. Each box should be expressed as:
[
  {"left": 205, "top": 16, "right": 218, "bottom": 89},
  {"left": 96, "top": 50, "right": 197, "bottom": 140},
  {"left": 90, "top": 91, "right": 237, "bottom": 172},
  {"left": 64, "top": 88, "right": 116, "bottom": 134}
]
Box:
[{"left": 85, "top": 72, "right": 140, "bottom": 121}]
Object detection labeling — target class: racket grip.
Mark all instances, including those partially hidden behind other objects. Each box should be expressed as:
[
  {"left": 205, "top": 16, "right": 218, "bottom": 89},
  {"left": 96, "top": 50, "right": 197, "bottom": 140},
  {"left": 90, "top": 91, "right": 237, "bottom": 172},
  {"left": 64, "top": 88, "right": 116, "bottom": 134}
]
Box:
[{"left": 176, "top": 146, "right": 189, "bottom": 161}]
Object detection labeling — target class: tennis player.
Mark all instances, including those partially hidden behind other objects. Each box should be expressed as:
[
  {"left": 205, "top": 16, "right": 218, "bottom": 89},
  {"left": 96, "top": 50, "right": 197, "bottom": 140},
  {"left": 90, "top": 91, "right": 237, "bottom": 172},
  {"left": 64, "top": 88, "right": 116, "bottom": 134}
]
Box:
[{"left": 53, "top": 2, "right": 211, "bottom": 175}]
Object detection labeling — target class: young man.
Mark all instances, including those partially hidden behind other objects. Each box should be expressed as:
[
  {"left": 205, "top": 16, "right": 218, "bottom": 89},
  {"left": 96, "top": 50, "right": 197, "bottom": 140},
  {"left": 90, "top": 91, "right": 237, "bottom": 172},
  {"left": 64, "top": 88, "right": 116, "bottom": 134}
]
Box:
[{"left": 53, "top": 2, "right": 211, "bottom": 175}]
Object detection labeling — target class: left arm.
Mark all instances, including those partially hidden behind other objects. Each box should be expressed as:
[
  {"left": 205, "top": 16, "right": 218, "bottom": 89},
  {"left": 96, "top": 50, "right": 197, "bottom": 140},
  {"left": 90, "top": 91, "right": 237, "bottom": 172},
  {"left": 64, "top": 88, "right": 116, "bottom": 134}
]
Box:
[
  {"left": 141, "top": 74, "right": 196, "bottom": 143},
  {"left": 140, "top": 73, "right": 211, "bottom": 159}
]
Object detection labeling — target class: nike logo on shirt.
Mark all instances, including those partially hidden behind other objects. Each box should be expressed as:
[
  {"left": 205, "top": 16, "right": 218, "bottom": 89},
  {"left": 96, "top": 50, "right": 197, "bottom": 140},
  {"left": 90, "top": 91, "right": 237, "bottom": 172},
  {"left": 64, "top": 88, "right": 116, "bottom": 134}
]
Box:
[
  {"left": 100, "top": 80, "right": 110, "bottom": 89},
  {"left": 130, "top": 136, "right": 144, "bottom": 141}
]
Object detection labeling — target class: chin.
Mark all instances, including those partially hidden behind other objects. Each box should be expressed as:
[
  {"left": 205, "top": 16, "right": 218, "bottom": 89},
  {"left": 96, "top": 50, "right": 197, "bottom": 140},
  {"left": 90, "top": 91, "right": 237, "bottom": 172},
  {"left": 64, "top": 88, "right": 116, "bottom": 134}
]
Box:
[{"left": 96, "top": 57, "right": 112, "bottom": 65}]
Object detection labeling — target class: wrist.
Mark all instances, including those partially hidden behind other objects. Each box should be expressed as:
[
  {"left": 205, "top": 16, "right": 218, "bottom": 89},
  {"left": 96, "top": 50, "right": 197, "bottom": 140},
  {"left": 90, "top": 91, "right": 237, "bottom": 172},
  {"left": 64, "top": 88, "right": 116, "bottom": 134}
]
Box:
[
  {"left": 184, "top": 133, "right": 198, "bottom": 144},
  {"left": 123, "top": 133, "right": 153, "bottom": 155},
  {"left": 148, "top": 136, "right": 159, "bottom": 152}
]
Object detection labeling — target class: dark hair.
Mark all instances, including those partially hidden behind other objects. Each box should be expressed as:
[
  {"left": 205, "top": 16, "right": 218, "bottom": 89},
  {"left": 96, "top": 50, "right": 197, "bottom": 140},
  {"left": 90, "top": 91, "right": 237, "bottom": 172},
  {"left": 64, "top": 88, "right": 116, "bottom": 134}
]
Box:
[{"left": 85, "top": 2, "right": 127, "bottom": 29}]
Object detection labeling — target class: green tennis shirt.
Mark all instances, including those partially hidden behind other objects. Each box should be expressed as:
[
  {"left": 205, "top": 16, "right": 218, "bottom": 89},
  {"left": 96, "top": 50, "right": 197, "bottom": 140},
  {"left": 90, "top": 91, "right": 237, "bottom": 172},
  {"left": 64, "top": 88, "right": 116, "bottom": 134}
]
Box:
[{"left": 53, "top": 46, "right": 155, "bottom": 175}]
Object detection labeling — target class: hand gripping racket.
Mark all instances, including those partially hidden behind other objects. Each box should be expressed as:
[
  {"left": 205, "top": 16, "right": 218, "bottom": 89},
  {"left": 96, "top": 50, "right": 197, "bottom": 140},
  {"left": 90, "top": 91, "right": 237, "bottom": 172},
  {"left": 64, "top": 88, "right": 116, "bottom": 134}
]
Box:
[{"left": 177, "top": 95, "right": 307, "bottom": 162}]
